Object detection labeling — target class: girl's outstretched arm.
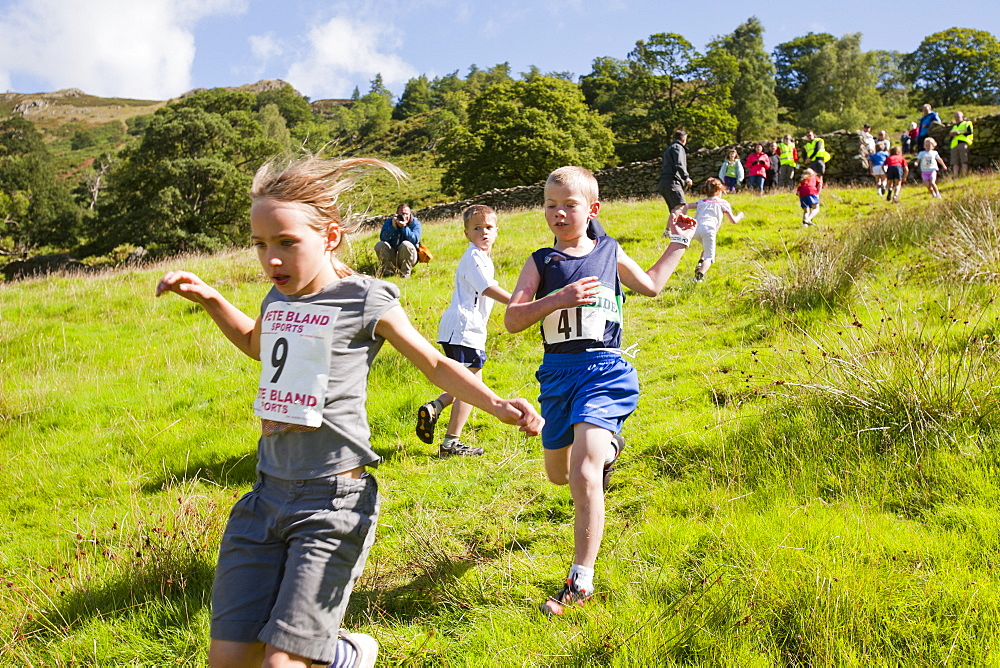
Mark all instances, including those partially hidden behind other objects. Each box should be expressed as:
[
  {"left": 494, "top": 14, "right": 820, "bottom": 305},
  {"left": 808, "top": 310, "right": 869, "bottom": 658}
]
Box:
[
  {"left": 156, "top": 270, "right": 261, "bottom": 360},
  {"left": 375, "top": 305, "right": 543, "bottom": 436}
]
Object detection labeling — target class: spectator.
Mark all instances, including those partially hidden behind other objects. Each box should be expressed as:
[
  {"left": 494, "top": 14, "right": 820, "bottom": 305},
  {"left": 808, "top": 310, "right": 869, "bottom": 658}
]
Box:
[
  {"left": 876, "top": 130, "right": 891, "bottom": 151},
  {"left": 903, "top": 122, "right": 918, "bottom": 154},
  {"left": 375, "top": 204, "right": 422, "bottom": 278},
  {"left": 658, "top": 129, "right": 693, "bottom": 230},
  {"left": 764, "top": 142, "right": 780, "bottom": 191},
  {"left": 916, "top": 104, "right": 942, "bottom": 159},
  {"left": 803, "top": 131, "right": 831, "bottom": 189},
  {"left": 776, "top": 135, "right": 798, "bottom": 188},
  {"left": 745, "top": 143, "right": 770, "bottom": 194},
  {"left": 860, "top": 124, "right": 876, "bottom": 155},
  {"left": 717, "top": 148, "right": 744, "bottom": 193},
  {"left": 949, "top": 111, "right": 974, "bottom": 178}
]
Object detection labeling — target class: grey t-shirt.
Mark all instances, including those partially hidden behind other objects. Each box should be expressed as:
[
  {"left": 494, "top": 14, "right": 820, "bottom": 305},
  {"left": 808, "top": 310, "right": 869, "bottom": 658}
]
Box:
[{"left": 255, "top": 275, "right": 400, "bottom": 480}]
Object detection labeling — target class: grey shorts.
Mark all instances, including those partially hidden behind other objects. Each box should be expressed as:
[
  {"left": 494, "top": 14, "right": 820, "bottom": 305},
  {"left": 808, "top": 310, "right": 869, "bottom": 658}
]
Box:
[
  {"left": 659, "top": 183, "right": 686, "bottom": 210},
  {"left": 211, "top": 472, "right": 380, "bottom": 663},
  {"left": 951, "top": 142, "right": 969, "bottom": 168}
]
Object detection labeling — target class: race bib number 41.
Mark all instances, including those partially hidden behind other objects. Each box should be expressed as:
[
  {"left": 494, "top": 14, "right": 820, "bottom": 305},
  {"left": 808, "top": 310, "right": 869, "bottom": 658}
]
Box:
[
  {"left": 254, "top": 301, "right": 341, "bottom": 427},
  {"left": 541, "top": 285, "right": 622, "bottom": 344}
]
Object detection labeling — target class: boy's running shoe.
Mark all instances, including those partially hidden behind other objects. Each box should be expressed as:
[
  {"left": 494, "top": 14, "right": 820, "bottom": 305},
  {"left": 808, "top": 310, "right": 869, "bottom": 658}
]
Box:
[
  {"left": 416, "top": 401, "right": 440, "bottom": 444},
  {"left": 603, "top": 434, "right": 626, "bottom": 491},
  {"left": 539, "top": 575, "right": 593, "bottom": 616},
  {"left": 330, "top": 629, "right": 378, "bottom": 668},
  {"left": 439, "top": 440, "right": 484, "bottom": 456}
]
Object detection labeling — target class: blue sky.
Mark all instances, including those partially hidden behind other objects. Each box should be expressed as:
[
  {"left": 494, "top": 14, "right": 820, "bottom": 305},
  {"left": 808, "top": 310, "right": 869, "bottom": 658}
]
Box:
[{"left": 0, "top": 0, "right": 997, "bottom": 102}]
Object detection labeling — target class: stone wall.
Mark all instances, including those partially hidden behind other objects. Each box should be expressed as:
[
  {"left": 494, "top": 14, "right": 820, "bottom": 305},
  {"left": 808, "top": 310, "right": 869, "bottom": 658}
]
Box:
[{"left": 383, "top": 112, "right": 1000, "bottom": 226}]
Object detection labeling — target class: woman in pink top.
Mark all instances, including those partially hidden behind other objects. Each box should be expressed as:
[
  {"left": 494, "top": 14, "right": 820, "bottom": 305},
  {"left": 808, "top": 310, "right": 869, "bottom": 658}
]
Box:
[{"left": 745, "top": 144, "right": 770, "bottom": 194}]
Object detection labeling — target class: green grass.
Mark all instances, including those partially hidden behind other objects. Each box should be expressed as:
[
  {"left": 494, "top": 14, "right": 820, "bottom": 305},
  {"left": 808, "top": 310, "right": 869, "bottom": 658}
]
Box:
[{"left": 4, "top": 174, "right": 1000, "bottom": 665}]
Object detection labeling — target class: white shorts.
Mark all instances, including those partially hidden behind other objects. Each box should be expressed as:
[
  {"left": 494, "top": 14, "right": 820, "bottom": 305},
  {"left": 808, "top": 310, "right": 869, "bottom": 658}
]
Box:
[
  {"left": 871, "top": 165, "right": 885, "bottom": 176},
  {"left": 692, "top": 224, "right": 719, "bottom": 262}
]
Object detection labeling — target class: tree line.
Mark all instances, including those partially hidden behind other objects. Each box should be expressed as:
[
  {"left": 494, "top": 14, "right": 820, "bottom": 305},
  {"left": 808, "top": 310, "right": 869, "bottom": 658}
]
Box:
[{"left": 1, "top": 20, "right": 998, "bottom": 262}]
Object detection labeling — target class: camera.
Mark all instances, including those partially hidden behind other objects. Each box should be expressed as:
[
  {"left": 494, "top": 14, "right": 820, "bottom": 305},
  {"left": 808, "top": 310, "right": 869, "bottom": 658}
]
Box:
[{"left": 395, "top": 213, "right": 405, "bottom": 222}]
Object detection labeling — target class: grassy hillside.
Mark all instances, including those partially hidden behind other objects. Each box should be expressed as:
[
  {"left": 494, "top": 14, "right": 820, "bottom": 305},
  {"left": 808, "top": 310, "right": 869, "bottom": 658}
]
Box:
[{"left": 2, "top": 174, "right": 1000, "bottom": 664}]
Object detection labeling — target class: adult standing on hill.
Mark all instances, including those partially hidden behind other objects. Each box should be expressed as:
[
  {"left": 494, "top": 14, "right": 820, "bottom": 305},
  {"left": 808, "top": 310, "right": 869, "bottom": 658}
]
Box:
[
  {"left": 658, "top": 129, "right": 693, "bottom": 231},
  {"left": 949, "top": 110, "right": 974, "bottom": 178},
  {"left": 776, "top": 135, "right": 798, "bottom": 188},
  {"left": 803, "top": 131, "right": 831, "bottom": 188},
  {"left": 916, "top": 104, "right": 942, "bottom": 159},
  {"left": 375, "top": 204, "right": 421, "bottom": 278}
]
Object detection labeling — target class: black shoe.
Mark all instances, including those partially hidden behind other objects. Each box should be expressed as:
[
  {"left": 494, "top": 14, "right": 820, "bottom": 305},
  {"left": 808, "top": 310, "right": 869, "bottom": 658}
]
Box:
[
  {"left": 602, "top": 434, "right": 625, "bottom": 491},
  {"left": 416, "top": 402, "right": 440, "bottom": 444},
  {"left": 439, "top": 440, "right": 484, "bottom": 456},
  {"left": 540, "top": 574, "right": 594, "bottom": 616}
]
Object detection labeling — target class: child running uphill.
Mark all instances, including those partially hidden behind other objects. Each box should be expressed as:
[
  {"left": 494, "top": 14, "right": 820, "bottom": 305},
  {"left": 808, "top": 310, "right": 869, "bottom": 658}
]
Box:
[
  {"left": 156, "top": 156, "right": 542, "bottom": 668},
  {"left": 870, "top": 141, "right": 889, "bottom": 196},
  {"left": 916, "top": 137, "right": 948, "bottom": 199},
  {"left": 885, "top": 145, "right": 910, "bottom": 203},
  {"left": 798, "top": 168, "right": 821, "bottom": 226},
  {"left": 417, "top": 205, "right": 511, "bottom": 456},
  {"left": 685, "top": 177, "right": 744, "bottom": 282},
  {"left": 504, "top": 166, "right": 696, "bottom": 616}
]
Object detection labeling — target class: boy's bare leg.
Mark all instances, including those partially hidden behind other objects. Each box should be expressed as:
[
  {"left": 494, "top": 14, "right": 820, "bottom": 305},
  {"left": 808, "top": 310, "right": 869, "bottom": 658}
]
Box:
[
  {"left": 209, "top": 639, "right": 265, "bottom": 667},
  {"left": 542, "top": 423, "right": 615, "bottom": 567},
  {"left": 444, "top": 368, "right": 480, "bottom": 438}
]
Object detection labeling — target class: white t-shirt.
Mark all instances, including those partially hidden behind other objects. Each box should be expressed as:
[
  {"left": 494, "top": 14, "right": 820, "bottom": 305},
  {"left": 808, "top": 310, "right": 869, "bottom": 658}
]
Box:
[
  {"left": 436, "top": 243, "right": 499, "bottom": 350},
  {"left": 918, "top": 150, "right": 941, "bottom": 172},
  {"left": 693, "top": 197, "right": 733, "bottom": 231}
]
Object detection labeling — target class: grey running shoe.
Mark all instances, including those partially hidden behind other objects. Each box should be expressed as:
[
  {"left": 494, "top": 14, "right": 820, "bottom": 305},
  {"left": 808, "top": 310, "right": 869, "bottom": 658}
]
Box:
[{"left": 439, "top": 440, "right": 484, "bottom": 456}]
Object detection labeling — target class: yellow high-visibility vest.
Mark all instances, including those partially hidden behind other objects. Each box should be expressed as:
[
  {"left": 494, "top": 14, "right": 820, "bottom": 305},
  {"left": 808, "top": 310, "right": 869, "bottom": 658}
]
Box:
[
  {"left": 950, "top": 120, "right": 973, "bottom": 149},
  {"left": 805, "top": 138, "right": 831, "bottom": 163},
  {"left": 778, "top": 142, "right": 796, "bottom": 166}
]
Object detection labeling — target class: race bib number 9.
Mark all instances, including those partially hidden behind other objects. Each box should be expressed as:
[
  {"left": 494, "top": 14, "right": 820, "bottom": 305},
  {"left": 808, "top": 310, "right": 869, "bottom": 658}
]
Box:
[
  {"left": 254, "top": 302, "right": 341, "bottom": 427},
  {"left": 541, "top": 285, "right": 622, "bottom": 344}
]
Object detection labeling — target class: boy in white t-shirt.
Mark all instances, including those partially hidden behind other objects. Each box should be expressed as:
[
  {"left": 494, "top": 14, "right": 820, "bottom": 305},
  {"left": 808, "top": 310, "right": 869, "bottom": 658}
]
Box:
[
  {"left": 417, "top": 205, "right": 512, "bottom": 455},
  {"left": 684, "top": 178, "right": 744, "bottom": 282}
]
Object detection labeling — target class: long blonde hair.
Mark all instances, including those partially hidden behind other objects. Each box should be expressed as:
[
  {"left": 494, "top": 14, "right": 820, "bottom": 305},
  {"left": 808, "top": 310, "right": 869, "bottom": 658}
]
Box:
[{"left": 251, "top": 155, "right": 406, "bottom": 278}]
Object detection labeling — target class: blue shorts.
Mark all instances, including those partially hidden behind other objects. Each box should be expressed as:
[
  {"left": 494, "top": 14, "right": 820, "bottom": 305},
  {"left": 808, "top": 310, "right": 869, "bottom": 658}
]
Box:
[
  {"left": 799, "top": 195, "right": 819, "bottom": 209},
  {"left": 440, "top": 342, "right": 486, "bottom": 369},
  {"left": 211, "top": 472, "right": 380, "bottom": 663},
  {"left": 536, "top": 350, "right": 639, "bottom": 449}
]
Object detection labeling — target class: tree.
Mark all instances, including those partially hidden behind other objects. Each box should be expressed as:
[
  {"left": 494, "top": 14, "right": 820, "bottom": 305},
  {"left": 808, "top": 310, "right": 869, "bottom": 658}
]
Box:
[
  {"left": 257, "top": 103, "right": 292, "bottom": 149},
  {"left": 394, "top": 75, "right": 433, "bottom": 120},
  {"left": 0, "top": 116, "right": 80, "bottom": 253},
  {"left": 871, "top": 49, "right": 910, "bottom": 114},
  {"left": 580, "top": 56, "right": 630, "bottom": 114},
  {"left": 708, "top": 17, "right": 778, "bottom": 142},
  {"left": 797, "top": 33, "right": 881, "bottom": 132},
  {"left": 254, "top": 84, "right": 314, "bottom": 128},
  {"left": 90, "top": 104, "right": 281, "bottom": 256},
  {"left": 438, "top": 76, "right": 615, "bottom": 196},
  {"left": 901, "top": 28, "right": 1000, "bottom": 106},
  {"left": 773, "top": 32, "right": 836, "bottom": 121},
  {"left": 610, "top": 33, "right": 737, "bottom": 161}
]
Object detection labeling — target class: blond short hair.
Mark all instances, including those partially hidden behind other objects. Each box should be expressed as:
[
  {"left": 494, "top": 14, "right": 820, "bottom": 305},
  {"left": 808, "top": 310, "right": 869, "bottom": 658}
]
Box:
[
  {"left": 545, "top": 166, "right": 599, "bottom": 205},
  {"left": 462, "top": 204, "right": 497, "bottom": 227}
]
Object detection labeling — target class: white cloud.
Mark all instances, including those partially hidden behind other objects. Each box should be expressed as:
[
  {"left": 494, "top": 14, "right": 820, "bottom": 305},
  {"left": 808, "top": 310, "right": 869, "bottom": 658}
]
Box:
[
  {"left": 250, "top": 33, "right": 284, "bottom": 62},
  {"left": 284, "top": 16, "right": 418, "bottom": 99},
  {"left": 0, "top": 0, "right": 246, "bottom": 99}
]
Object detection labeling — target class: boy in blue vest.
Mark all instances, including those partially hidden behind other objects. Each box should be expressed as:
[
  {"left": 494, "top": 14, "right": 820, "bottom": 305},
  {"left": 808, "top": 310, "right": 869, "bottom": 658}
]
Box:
[{"left": 505, "top": 166, "right": 695, "bottom": 615}]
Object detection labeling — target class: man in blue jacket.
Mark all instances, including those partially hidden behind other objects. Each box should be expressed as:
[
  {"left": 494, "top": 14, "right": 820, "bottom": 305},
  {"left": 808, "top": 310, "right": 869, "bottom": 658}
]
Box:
[{"left": 375, "top": 204, "right": 422, "bottom": 277}]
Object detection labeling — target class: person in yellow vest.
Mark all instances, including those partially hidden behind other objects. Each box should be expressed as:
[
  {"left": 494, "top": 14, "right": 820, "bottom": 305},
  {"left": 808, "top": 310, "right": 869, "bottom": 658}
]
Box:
[
  {"left": 803, "top": 131, "right": 832, "bottom": 189},
  {"left": 949, "top": 111, "right": 973, "bottom": 178},
  {"left": 776, "top": 134, "right": 798, "bottom": 188}
]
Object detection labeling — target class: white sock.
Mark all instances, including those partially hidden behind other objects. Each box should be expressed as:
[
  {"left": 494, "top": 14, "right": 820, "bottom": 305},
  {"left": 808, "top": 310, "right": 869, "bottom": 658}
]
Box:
[
  {"left": 442, "top": 433, "right": 459, "bottom": 448},
  {"left": 604, "top": 435, "right": 618, "bottom": 465},
  {"left": 329, "top": 637, "right": 358, "bottom": 668},
  {"left": 568, "top": 564, "right": 595, "bottom": 593}
]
